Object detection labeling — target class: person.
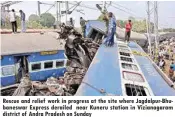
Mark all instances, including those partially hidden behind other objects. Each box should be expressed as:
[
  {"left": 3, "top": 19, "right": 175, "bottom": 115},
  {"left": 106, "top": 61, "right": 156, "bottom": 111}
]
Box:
[
  {"left": 9, "top": 9, "right": 17, "bottom": 33},
  {"left": 53, "top": 22, "right": 57, "bottom": 29},
  {"left": 19, "top": 10, "right": 26, "bottom": 33},
  {"left": 169, "top": 66, "right": 174, "bottom": 82},
  {"left": 125, "top": 20, "right": 132, "bottom": 42},
  {"left": 70, "top": 18, "right": 74, "bottom": 27},
  {"left": 159, "top": 59, "right": 165, "bottom": 70},
  {"left": 80, "top": 17, "right": 86, "bottom": 38},
  {"left": 103, "top": 12, "right": 116, "bottom": 47},
  {"left": 170, "top": 61, "right": 175, "bottom": 71}
]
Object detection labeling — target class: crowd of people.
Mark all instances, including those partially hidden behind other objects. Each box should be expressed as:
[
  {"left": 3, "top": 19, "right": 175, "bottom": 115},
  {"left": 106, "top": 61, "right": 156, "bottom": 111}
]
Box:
[
  {"left": 9, "top": 9, "right": 26, "bottom": 33},
  {"left": 156, "top": 37, "right": 175, "bottom": 82}
]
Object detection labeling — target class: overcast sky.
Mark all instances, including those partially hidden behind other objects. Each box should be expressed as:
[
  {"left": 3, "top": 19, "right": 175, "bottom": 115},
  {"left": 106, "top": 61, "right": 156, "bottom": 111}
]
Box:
[{"left": 7, "top": 1, "right": 175, "bottom": 28}]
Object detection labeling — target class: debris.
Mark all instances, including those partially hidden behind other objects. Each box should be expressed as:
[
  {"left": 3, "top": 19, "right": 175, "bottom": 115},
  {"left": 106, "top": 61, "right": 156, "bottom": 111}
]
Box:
[
  {"left": 1, "top": 24, "right": 100, "bottom": 96},
  {"left": 12, "top": 77, "right": 31, "bottom": 96}
]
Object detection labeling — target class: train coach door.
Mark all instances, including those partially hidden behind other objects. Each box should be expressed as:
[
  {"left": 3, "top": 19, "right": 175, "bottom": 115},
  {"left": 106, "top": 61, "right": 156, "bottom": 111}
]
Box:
[{"left": 14, "top": 56, "right": 29, "bottom": 83}]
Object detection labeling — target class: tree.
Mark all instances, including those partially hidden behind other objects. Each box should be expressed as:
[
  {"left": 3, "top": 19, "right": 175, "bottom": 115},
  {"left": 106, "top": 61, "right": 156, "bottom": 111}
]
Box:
[
  {"left": 128, "top": 16, "right": 135, "bottom": 21},
  {"left": 16, "top": 16, "right": 21, "bottom": 28},
  {"left": 28, "top": 14, "right": 40, "bottom": 22},
  {"left": 40, "top": 13, "right": 55, "bottom": 28},
  {"left": 27, "top": 21, "right": 43, "bottom": 29}
]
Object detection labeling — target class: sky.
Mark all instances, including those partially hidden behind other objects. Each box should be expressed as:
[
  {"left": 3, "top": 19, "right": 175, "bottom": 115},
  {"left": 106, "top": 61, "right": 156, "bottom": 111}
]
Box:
[{"left": 5, "top": 1, "right": 175, "bottom": 28}]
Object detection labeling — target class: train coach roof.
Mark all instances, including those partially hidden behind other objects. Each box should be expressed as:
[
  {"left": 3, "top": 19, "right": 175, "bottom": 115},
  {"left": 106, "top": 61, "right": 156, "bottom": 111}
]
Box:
[{"left": 1, "top": 32, "right": 65, "bottom": 56}]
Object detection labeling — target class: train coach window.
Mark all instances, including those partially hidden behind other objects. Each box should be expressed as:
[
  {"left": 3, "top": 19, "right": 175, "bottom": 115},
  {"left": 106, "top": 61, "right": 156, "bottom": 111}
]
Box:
[
  {"left": 56, "top": 60, "right": 65, "bottom": 68},
  {"left": 120, "top": 52, "right": 130, "bottom": 57},
  {"left": 31, "top": 63, "right": 41, "bottom": 71},
  {"left": 118, "top": 45, "right": 128, "bottom": 49},
  {"left": 125, "top": 84, "right": 147, "bottom": 96},
  {"left": 44, "top": 61, "right": 53, "bottom": 69},
  {"left": 123, "top": 71, "right": 144, "bottom": 82},
  {"left": 1, "top": 66, "right": 15, "bottom": 76},
  {"left": 121, "top": 57, "right": 133, "bottom": 62},
  {"left": 121, "top": 63, "right": 138, "bottom": 71},
  {"left": 119, "top": 48, "right": 130, "bottom": 53}
]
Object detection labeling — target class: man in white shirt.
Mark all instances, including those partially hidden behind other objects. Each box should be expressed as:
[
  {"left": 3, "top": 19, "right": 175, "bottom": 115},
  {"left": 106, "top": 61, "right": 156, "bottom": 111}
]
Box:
[{"left": 9, "top": 9, "right": 17, "bottom": 33}]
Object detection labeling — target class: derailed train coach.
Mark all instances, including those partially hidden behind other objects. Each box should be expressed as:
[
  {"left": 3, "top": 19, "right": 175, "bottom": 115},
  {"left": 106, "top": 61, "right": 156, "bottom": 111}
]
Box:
[
  {"left": 75, "top": 20, "right": 175, "bottom": 96},
  {"left": 1, "top": 33, "right": 67, "bottom": 87}
]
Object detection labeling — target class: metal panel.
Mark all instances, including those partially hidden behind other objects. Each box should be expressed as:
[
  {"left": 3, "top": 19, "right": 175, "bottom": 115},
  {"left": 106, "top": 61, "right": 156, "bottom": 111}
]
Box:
[
  {"left": 129, "top": 42, "right": 175, "bottom": 96},
  {"left": 76, "top": 43, "right": 122, "bottom": 96},
  {"left": 28, "top": 51, "right": 65, "bottom": 62},
  {"left": 30, "top": 68, "right": 66, "bottom": 81},
  {"left": 1, "top": 76, "right": 16, "bottom": 87},
  {"left": 1, "top": 55, "right": 14, "bottom": 66}
]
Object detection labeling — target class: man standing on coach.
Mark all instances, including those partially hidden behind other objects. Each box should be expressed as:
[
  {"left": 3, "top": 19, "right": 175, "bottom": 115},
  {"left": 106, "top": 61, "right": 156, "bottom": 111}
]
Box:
[
  {"left": 103, "top": 12, "right": 116, "bottom": 47},
  {"left": 125, "top": 20, "right": 132, "bottom": 43},
  {"left": 19, "top": 10, "right": 26, "bottom": 33}
]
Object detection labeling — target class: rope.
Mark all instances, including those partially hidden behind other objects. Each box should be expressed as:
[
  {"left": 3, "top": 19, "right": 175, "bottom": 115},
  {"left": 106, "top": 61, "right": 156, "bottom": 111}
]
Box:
[
  {"left": 132, "top": 50, "right": 148, "bottom": 56},
  {"left": 81, "top": 81, "right": 115, "bottom": 96}
]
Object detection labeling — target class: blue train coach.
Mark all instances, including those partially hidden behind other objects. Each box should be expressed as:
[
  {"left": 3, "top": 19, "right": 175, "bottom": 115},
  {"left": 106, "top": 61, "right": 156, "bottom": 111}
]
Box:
[
  {"left": 75, "top": 20, "right": 175, "bottom": 96},
  {"left": 1, "top": 33, "right": 67, "bottom": 87}
]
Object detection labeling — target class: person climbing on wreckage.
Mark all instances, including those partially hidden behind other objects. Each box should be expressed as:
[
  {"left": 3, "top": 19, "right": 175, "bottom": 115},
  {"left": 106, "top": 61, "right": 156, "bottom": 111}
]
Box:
[{"left": 103, "top": 12, "right": 116, "bottom": 47}]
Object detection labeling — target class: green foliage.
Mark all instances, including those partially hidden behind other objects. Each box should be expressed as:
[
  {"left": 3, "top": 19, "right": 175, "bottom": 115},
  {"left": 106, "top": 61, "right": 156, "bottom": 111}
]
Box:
[
  {"left": 128, "top": 16, "right": 135, "bottom": 21},
  {"left": 97, "top": 14, "right": 156, "bottom": 33},
  {"left": 116, "top": 18, "right": 154, "bottom": 33},
  {"left": 40, "top": 13, "right": 55, "bottom": 28},
  {"left": 16, "top": 16, "right": 21, "bottom": 29},
  {"left": 26, "top": 20, "right": 43, "bottom": 29},
  {"left": 1, "top": 15, "right": 21, "bottom": 29},
  {"left": 28, "top": 14, "right": 40, "bottom": 22}
]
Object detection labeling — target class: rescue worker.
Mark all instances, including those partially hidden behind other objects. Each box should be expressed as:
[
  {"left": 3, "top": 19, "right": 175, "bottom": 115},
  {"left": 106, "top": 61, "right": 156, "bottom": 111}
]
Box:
[
  {"left": 70, "top": 17, "right": 74, "bottom": 27},
  {"left": 125, "top": 20, "right": 132, "bottom": 42},
  {"left": 19, "top": 10, "right": 26, "bottom": 33},
  {"left": 80, "top": 17, "right": 86, "bottom": 38},
  {"left": 103, "top": 12, "right": 116, "bottom": 47},
  {"left": 10, "top": 9, "right": 17, "bottom": 33}
]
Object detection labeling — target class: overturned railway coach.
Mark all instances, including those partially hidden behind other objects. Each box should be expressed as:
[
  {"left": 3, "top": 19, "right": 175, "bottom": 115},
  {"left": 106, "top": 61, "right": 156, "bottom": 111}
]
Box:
[
  {"left": 76, "top": 40, "right": 175, "bottom": 96},
  {"left": 76, "top": 20, "right": 175, "bottom": 96},
  {"left": 1, "top": 33, "right": 67, "bottom": 87}
]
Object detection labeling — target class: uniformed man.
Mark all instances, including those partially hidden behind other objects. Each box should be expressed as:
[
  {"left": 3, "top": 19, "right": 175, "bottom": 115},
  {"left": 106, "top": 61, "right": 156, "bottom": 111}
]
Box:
[{"left": 80, "top": 17, "right": 86, "bottom": 38}]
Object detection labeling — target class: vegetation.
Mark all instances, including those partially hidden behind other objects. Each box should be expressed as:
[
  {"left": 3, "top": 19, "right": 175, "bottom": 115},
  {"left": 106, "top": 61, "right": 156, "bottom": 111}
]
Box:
[
  {"left": 1, "top": 13, "right": 56, "bottom": 29},
  {"left": 28, "top": 14, "right": 40, "bottom": 22},
  {"left": 159, "top": 28, "right": 175, "bottom": 32},
  {"left": 97, "top": 15, "right": 155, "bottom": 33},
  {"left": 40, "top": 13, "right": 55, "bottom": 28}
]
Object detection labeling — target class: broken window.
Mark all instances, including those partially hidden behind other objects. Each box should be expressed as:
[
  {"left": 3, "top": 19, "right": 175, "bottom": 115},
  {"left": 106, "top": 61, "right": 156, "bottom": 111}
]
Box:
[
  {"left": 123, "top": 71, "right": 144, "bottom": 82},
  {"left": 44, "top": 61, "right": 53, "bottom": 69},
  {"left": 31, "top": 63, "right": 41, "bottom": 71},
  {"left": 56, "top": 60, "right": 65, "bottom": 68},
  {"left": 1, "top": 66, "right": 15, "bottom": 76},
  {"left": 120, "top": 52, "right": 130, "bottom": 57},
  {"left": 125, "top": 84, "right": 147, "bottom": 96},
  {"left": 121, "top": 57, "right": 133, "bottom": 62},
  {"left": 122, "top": 63, "right": 138, "bottom": 71}
]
